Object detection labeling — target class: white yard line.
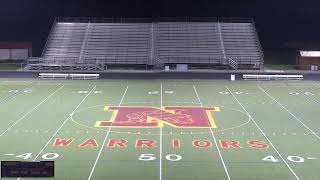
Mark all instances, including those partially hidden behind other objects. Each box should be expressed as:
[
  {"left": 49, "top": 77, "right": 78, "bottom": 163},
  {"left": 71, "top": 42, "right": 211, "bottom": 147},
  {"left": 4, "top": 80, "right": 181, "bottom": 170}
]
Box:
[
  {"left": 17, "top": 85, "right": 96, "bottom": 180},
  {"left": 226, "top": 86, "right": 300, "bottom": 180},
  {"left": 87, "top": 86, "right": 128, "bottom": 180},
  {"left": 159, "top": 82, "right": 163, "bottom": 180},
  {"left": 0, "top": 81, "right": 35, "bottom": 103},
  {"left": 193, "top": 85, "right": 231, "bottom": 180},
  {"left": 0, "top": 85, "right": 64, "bottom": 137},
  {"left": 258, "top": 86, "right": 320, "bottom": 141},
  {"left": 34, "top": 86, "right": 96, "bottom": 160},
  {"left": 285, "top": 82, "right": 320, "bottom": 106}
]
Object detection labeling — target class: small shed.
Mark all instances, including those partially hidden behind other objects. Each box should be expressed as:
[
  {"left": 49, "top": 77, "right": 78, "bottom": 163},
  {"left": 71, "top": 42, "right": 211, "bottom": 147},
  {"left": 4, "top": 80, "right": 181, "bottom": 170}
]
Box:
[{"left": 296, "top": 50, "right": 320, "bottom": 70}]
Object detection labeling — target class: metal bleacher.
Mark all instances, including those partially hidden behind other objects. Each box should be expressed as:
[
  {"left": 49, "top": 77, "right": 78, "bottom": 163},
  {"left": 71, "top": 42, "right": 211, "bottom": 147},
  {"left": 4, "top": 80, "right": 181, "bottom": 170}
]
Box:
[
  {"left": 155, "top": 22, "right": 223, "bottom": 65},
  {"left": 83, "top": 23, "right": 152, "bottom": 65},
  {"left": 26, "top": 17, "right": 264, "bottom": 71},
  {"left": 43, "top": 23, "right": 87, "bottom": 66},
  {"left": 220, "top": 22, "right": 263, "bottom": 67}
]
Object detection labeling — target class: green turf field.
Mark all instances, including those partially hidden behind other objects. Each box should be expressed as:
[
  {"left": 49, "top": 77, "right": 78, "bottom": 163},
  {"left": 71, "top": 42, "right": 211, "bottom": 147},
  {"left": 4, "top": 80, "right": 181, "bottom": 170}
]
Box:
[
  {"left": 0, "top": 79, "right": 319, "bottom": 180},
  {"left": 0, "top": 63, "right": 23, "bottom": 70}
]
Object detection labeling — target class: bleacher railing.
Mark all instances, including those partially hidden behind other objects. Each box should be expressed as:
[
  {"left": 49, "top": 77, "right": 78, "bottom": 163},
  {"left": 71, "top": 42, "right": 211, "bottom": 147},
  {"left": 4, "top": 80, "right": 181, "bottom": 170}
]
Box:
[
  {"left": 41, "top": 18, "right": 57, "bottom": 57},
  {"left": 55, "top": 17, "right": 255, "bottom": 23}
]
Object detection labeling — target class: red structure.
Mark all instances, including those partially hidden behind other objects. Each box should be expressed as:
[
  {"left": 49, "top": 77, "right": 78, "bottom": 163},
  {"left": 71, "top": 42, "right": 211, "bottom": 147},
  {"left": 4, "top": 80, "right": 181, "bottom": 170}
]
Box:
[{"left": 296, "top": 50, "right": 320, "bottom": 70}]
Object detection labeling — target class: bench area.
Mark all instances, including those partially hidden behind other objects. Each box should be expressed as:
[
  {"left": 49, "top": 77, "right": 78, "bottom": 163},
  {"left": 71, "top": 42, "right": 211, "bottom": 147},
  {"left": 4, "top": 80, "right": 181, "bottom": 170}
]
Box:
[
  {"left": 39, "top": 73, "right": 69, "bottom": 80},
  {"left": 69, "top": 74, "right": 100, "bottom": 80},
  {"left": 243, "top": 74, "right": 303, "bottom": 80},
  {"left": 39, "top": 73, "right": 99, "bottom": 80}
]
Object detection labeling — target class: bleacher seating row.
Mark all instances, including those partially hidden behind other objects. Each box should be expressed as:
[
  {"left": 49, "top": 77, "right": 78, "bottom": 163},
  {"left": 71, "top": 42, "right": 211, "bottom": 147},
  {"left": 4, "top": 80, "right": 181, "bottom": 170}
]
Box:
[{"left": 28, "top": 18, "right": 264, "bottom": 70}]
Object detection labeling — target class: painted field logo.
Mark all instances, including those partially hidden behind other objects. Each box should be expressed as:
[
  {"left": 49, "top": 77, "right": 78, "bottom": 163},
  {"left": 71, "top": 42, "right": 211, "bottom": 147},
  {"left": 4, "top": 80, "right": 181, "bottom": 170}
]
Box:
[{"left": 95, "top": 106, "right": 220, "bottom": 128}]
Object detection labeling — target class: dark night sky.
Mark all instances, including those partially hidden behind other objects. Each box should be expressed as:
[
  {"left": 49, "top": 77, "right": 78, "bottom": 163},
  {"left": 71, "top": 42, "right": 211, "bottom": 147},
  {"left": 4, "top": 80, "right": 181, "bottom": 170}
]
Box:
[{"left": 0, "top": 0, "right": 320, "bottom": 56}]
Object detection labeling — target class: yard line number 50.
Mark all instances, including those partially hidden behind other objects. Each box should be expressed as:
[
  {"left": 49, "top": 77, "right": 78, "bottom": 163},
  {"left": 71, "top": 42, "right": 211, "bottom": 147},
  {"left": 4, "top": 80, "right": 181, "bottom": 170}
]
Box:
[{"left": 138, "top": 154, "right": 182, "bottom": 162}]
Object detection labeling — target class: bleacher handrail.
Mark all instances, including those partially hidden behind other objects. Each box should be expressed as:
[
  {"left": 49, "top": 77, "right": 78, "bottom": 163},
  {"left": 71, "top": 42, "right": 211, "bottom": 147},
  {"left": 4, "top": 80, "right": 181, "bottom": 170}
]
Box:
[
  {"left": 55, "top": 17, "right": 254, "bottom": 23},
  {"left": 251, "top": 19, "right": 264, "bottom": 65},
  {"left": 41, "top": 18, "right": 57, "bottom": 57}
]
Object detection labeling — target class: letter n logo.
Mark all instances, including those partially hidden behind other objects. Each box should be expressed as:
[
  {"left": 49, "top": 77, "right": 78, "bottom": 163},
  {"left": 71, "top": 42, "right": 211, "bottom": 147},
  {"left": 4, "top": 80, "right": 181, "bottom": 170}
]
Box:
[{"left": 95, "top": 106, "right": 219, "bottom": 128}]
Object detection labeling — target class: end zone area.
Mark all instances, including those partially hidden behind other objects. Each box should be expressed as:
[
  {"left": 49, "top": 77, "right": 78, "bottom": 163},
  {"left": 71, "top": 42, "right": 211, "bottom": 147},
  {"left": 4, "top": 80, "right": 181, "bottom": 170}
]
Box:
[{"left": 0, "top": 79, "right": 319, "bottom": 180}]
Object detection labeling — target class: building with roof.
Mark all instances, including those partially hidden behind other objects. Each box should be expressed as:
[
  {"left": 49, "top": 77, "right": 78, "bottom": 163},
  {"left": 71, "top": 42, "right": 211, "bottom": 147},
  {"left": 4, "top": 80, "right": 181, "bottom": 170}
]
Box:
[
  {"left": 297, "top": 50, "right": 320, "bottom": 70},
  {"left": 0, "top": 42, "right": 32, "bottom": 61}
]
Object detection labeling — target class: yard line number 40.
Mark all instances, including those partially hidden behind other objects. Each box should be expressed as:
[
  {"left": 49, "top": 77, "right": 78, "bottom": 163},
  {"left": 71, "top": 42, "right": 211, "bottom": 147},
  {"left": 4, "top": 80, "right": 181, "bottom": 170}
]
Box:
[
  {"left": 15, "top": 152, "right": 59, "bottom": 160},
  {"left": 139, "top": 154, "right": 307, "bottom": 163},
  {"left": 262, "top": 155, "right": 305, "bottom": 163}
]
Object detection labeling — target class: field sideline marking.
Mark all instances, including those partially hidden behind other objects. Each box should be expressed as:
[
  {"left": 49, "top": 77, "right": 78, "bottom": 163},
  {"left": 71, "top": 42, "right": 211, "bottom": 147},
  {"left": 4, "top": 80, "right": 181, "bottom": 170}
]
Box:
[
  {"left": 193, "top": 85, "right": 231, "bottom": 180},
  {"left": 0, "top": 85, "right": 64, "bottom": 137},
  {"left": 87, "top": 86, "right": 128, "bottom": 180},
  {"left": 226, "top": 86, "right": 300, "bottom": 180},
  {"left": 159, "top": 82, "right": 163, "bottom": 180},
  {"left": 17, "top": 85, "right": 96, "bottom": 180},
  {"left": 258, "top": 86, "right": 320, "bottom": 141}
]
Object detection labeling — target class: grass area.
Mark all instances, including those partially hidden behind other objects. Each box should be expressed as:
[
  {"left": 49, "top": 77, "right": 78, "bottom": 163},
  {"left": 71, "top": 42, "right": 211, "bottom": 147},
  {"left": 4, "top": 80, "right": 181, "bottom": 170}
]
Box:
[
  {"left": 0, "top": 63, "right": 23, "bottom": 70},
  {"left": 0, "top": 79, "right": 319, "bottom": 180}
]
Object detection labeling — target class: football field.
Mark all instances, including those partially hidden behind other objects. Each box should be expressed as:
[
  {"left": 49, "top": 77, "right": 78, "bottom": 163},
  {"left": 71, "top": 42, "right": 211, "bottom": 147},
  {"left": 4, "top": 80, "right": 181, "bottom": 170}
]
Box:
[{"left": 0, "top": 78, "right": 319, "bottom": 180}]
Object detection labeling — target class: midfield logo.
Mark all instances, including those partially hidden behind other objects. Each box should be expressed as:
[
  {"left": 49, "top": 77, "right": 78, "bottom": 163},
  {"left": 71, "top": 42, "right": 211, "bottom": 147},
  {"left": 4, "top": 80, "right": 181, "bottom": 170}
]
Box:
[{"left": 95, "top": 106, "right": 220, "bottom": 128}]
